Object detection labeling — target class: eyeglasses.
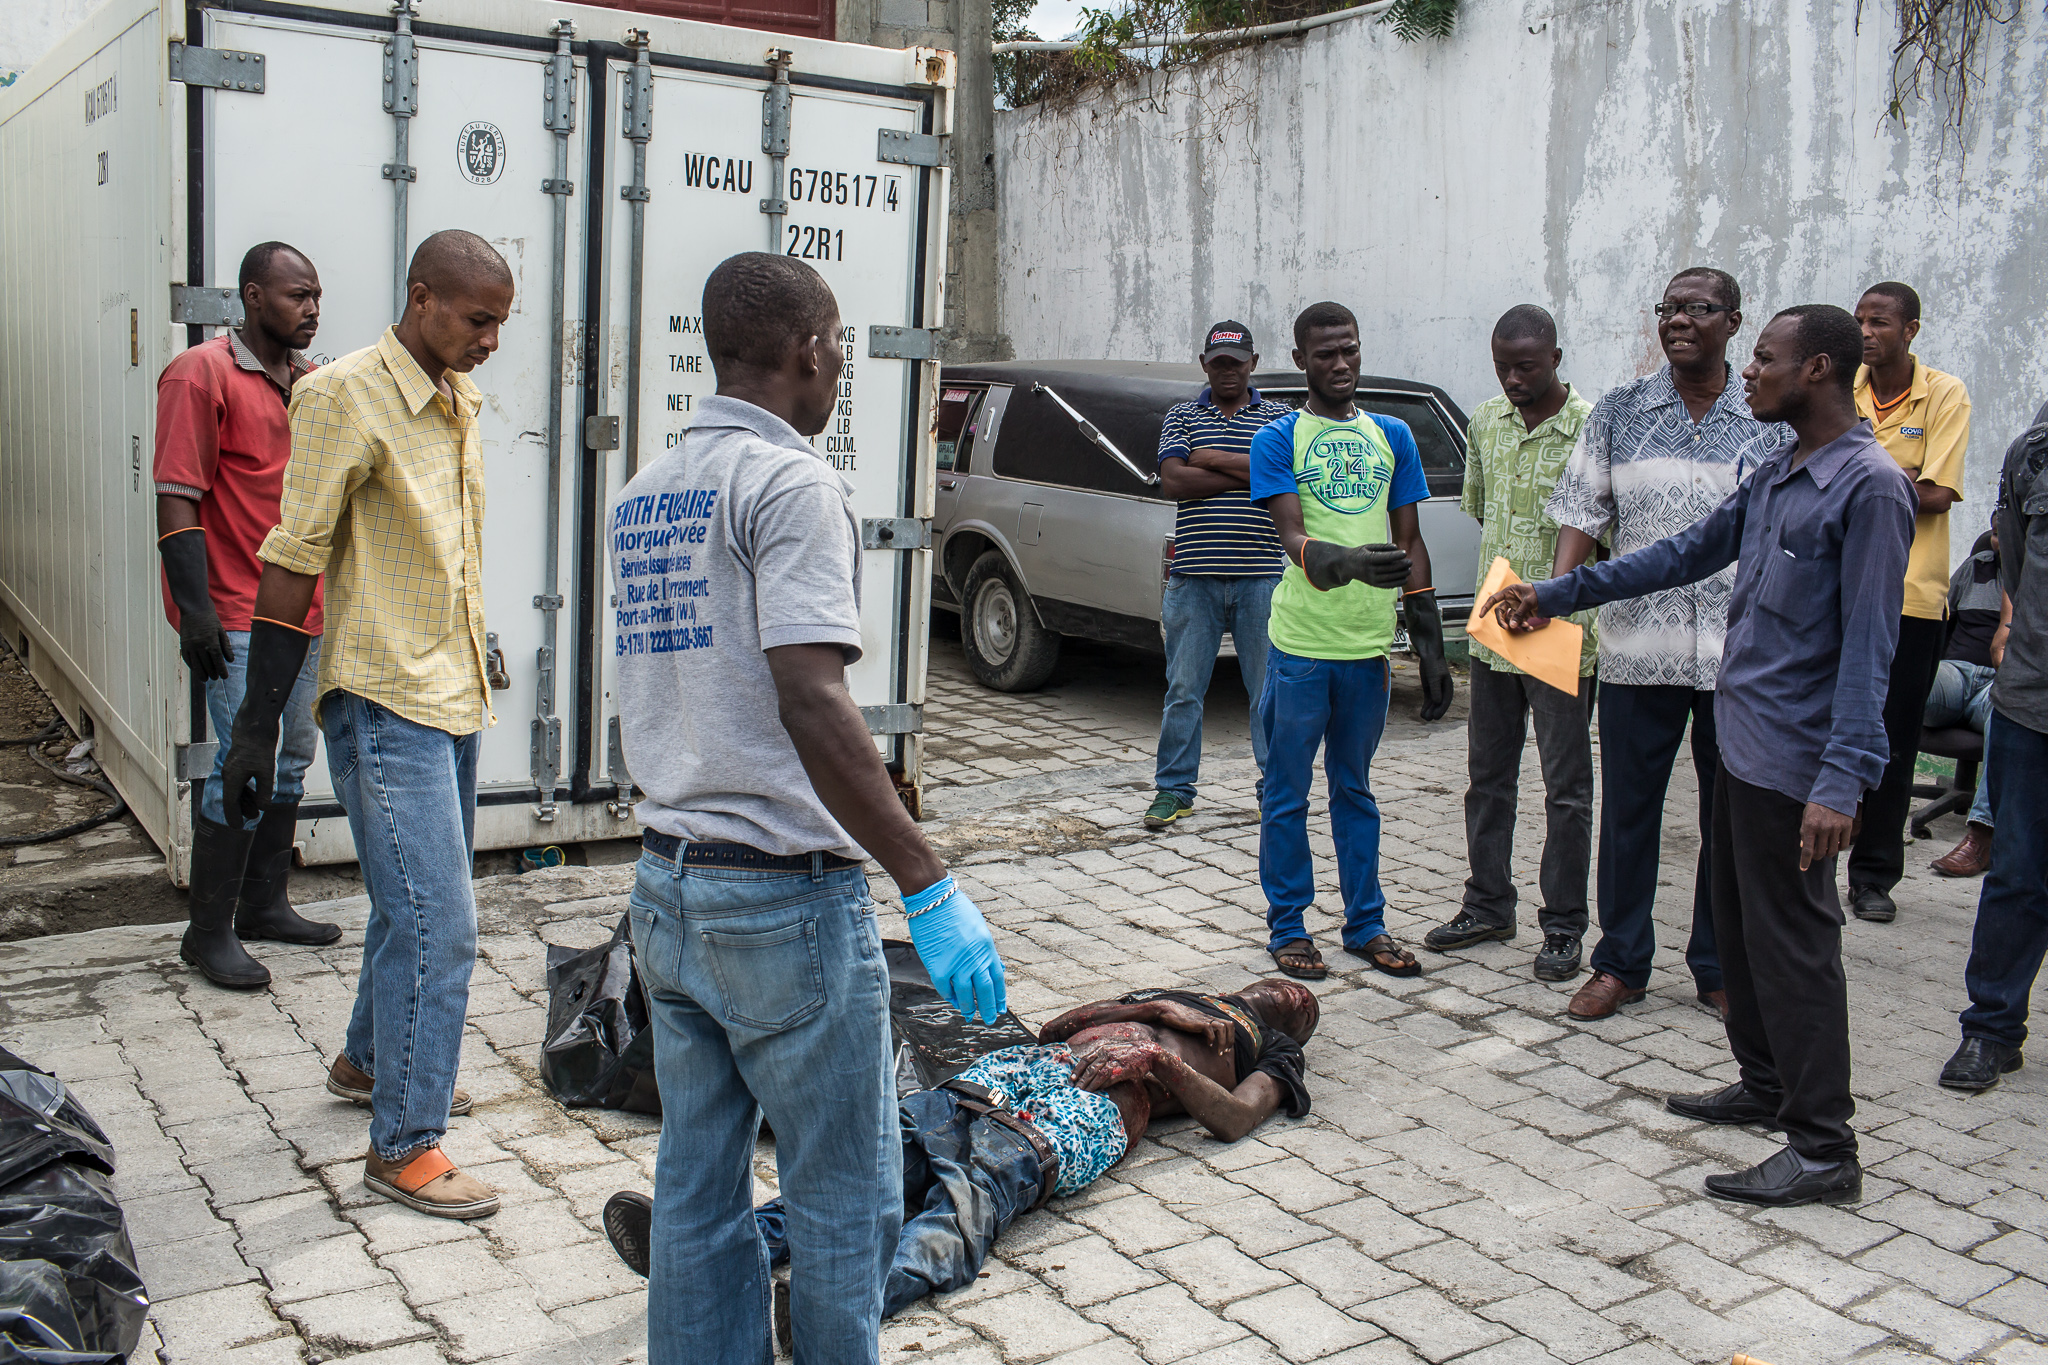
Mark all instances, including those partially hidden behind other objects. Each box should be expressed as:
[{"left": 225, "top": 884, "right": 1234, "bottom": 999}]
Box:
[{"left": 1653, "top": 301, "right": 1734, "bottom": 320}]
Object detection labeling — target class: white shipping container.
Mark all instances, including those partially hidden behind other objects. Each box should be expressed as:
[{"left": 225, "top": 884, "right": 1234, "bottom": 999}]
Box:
[{"left": 0, "top": 0, "right": 952, "bottom": 881}]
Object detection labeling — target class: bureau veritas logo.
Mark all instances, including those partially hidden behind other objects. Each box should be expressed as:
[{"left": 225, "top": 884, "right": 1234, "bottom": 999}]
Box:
[{"left": 457, "top": 122, "right": 506, "bottom": 185}]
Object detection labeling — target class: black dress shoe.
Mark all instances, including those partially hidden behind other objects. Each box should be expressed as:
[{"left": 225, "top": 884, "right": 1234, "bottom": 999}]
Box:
[
  {"left": 1704, "top": 1146, "right": 1861, "bottom": 1207},
  {"left": 1850, "top": 884, "right": 1897, "bottom": 923},
  {"left": 603, "top": 1191, "right": 653, "bottom": 1277},
  {"left": 1423, "top": 912, "right": 1515, "bottom": 952},
  {"left": 1665, "top": 1081, "right": 1779, "bottom": 1126},
  {"left": 1940, "top": 1037, "right": 2024, "bottom": 1092}
]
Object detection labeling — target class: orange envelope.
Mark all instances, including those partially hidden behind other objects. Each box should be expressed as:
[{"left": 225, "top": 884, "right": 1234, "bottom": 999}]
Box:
[{"left": 1464, "top": 556, "right": 1584, "bottom": 697}]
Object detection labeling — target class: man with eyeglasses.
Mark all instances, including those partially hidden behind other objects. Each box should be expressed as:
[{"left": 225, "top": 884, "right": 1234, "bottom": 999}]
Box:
[{"left": 1542, "top": 268, "right": 1792, "bottom": 1023}]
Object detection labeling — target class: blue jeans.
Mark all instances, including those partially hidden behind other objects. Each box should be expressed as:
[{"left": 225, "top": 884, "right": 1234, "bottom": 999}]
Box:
[
  {"left": 324, "top": 691, "right": 481, "bottom": 1161},
  {"left": 1925, "top": 659, "right": 1997, "bottom": 827},
  {"left": 203, "top": 630, "right": 322, "bottom": 827},
  {"left": 1258, "top": 648, "right": 1390, "bottom": 952},
  {"left": 629, "top": 849, "right": 898, "bottom": 1365},
  {"left": 1156, "top": 574, "right": 1278, "bottom": 802},
  {"left": 754, "top": 1087, "right": 1045, "bottom": 1319},
  {"left": 1958, "top": 711, "right": 2048, "bottom": 1047}
]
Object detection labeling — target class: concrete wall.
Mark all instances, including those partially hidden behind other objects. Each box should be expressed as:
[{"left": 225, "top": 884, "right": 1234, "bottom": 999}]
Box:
[
  {"left": 994, "top": 0, "right": 2048, "bottom": 533},
  {"left": 3, "top": 0, "right": 96, "bottom": 86},
  {"left": 841, "top": 0, "right": 1009, "bottom": 360}
]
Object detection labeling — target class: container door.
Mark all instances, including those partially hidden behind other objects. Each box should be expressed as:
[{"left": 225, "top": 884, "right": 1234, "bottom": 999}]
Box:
[
  {"left": 590, "top": 63, "right": 934, "bottom": 797},
  {"left": 202, "top": 12, "right": 588, "bottom": 816}
]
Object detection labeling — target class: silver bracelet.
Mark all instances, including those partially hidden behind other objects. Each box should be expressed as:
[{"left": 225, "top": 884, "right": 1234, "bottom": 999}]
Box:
[{"left": 905, "top": 888, "right": 955, "bottom": 921}]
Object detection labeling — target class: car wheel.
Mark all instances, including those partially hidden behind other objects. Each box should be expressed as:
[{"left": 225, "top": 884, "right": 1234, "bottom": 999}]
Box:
[{"left": 961, "top": 550, "right": 1060, "bottom": 692}]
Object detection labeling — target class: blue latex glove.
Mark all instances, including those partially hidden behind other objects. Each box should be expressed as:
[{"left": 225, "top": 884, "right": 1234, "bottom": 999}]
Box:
[{"left": 904, "top": 875, "right": 1008, "bottom": 1024}]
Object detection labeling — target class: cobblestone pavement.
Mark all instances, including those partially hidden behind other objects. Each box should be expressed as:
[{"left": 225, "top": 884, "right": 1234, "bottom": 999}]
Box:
[{"left": 2, "top": 642, "right": 2042, "bottom": 1365}]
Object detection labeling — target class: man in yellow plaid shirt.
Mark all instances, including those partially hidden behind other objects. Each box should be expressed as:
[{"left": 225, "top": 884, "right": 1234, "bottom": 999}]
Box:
[{"left": 221, "top": 229, "right": 512, "bottom": 1220}]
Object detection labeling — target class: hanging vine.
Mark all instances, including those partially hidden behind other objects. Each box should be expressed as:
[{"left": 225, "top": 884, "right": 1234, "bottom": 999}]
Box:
[{"left": 1857, "top": 0, "right": 2023, "bottom": 128}]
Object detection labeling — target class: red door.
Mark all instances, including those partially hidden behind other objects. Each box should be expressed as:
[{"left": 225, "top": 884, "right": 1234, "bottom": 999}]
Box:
[{"left": 586, "top": 0, "right": 836, "bottom": 40}]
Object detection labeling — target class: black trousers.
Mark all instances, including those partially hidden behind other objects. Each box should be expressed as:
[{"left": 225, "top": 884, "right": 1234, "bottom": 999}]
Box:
[
  {"left": 1711, "top": 763, "right": 1857, "bottom": 1162},
  {"left": 1848, "top": 614, "right": 1947, "bottom": 891},
  {"left": 1462, "top": 661, "right": 1594, "bottom": 937},
  {"left": 1589, "top": 684, "right": 1721, "bottom": 992}
]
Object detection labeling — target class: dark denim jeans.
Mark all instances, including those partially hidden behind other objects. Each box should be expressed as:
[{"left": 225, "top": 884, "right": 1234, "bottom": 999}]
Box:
[
  {"left": 1959, "top": 712, "right": 2048, "bottom": 1048},
  {"left": 755, "top": 1087, "right": 1045, "bottom": 1319},
  {"left": 1258, "top": 648, "right": 1390, "bottom": 952},
  {"left": 1591, "top": 683, "right": 1722, "bottom": 993},
  {"left": 630, "top": 849, "right": 897, "bottom": 1365},
  {"left": 1155, "top": 574, "right": 1278, "bottom": 802}
]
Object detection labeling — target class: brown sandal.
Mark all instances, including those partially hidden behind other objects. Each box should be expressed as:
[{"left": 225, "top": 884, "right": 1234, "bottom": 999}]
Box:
[
  {"left": 1269, "top": 939, "right": 1328, "bottom": 980},
  {"left": 1345, "top": 934, "right": 1421, "bottom": 977}
]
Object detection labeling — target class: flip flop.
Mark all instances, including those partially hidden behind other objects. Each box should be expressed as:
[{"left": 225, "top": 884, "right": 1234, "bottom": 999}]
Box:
[
  {"left": 1345, "top": 934, "right": 1422, "bottom": 978},
  {"left": 1269, "top": 939, "right": 1328, "bottom": 980}
]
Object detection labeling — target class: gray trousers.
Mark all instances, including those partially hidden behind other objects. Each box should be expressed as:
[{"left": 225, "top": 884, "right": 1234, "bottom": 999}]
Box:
[{"left": 1462, "top": 660, "right": 1594, "bottom": 937}]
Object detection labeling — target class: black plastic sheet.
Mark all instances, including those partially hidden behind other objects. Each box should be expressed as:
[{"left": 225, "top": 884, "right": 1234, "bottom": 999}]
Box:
[
  {"left": 537, "top": 921, "right": 1041, "bottom": 1113},
  {"left": 540, "top": 918, "right": 661, "bottom": 1114},
  {"left": 0, "top": 1050, "right": 146, "bottom": 1365},
  {"left": 882, "top": 941, "right": 1038, "bottom": 1094}
]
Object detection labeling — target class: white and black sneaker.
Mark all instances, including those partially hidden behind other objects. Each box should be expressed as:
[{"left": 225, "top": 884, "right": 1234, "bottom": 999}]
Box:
[{"left": 1534, "top": 933, "right": 1583, "bottom": 982}]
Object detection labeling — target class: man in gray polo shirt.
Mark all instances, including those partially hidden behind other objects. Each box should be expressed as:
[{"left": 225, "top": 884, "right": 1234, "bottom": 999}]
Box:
[
  {"left": 607, "top": 252, "right": 1007, "bottom": 1364},
  {"left": 1942, "top": 398, "right": 2048, "bottom": 1092}
]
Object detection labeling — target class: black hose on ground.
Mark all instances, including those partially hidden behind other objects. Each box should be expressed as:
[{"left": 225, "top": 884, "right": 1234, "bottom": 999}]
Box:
[{"left": 0, "top": 643, "right": 129, "bottom": 846}]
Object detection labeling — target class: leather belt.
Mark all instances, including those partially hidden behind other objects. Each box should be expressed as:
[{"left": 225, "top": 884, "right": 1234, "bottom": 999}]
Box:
[
  {"left": 641, "top": 831, "right": 861, "bottom": 872},
  {"left": 940, "top": 1078, "right": 1060, "bottom": 1209}
]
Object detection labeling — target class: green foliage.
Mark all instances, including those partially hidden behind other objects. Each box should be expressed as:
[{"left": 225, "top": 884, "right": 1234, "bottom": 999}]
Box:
[
  {"left": 997, "top": 0, "right": 1458, "bottom": 110},
  {"left": 1381, "top": 0, "right": 1457, "bottom": 41}
]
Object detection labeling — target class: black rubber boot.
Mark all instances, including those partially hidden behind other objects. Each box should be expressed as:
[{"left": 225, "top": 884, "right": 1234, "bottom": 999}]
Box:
[
  {"left": 236, "top": 803, "right": 341, "bottom": 945},
  {"left": 181, "top": 816, "right": 271, "bottom": 988}
]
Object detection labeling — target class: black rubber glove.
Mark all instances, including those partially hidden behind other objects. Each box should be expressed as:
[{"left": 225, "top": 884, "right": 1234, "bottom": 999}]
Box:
[
  {"left": 159, "top": 528, "right": 233, "bottom": 682},
  {"left": 1300, "top": 539, "right": 1412, "bottom": 592},
  {"left": 220, "top": 619, "right": 313, "bottom": 823},
  {"left": 1405, "top": 589, "right": 1453, "bottom": 722}
]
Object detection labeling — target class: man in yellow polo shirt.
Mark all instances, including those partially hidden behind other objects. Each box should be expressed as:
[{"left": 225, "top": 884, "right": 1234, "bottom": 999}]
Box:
[
  {"left": 1846, "top": 281, "right": 1971, "bottom": 924},
  {"left": 221, "top": 229, "right": 514, "bottom": 1219}
]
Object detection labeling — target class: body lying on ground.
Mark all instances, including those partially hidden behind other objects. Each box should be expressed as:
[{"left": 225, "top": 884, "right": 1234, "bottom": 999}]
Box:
[{"left": 600, "top": 979, "right": 1318, "bottom": 1317}]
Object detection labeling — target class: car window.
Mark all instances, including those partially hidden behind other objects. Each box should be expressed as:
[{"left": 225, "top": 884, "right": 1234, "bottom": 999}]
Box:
[
  {"left": 989, "top": 384, "right": 1171, "bottom": 500},
  {"left": 1262, "top": 388, "right": 1466, "bottom": 488},
  {"left": 936, "top": 388, "right": 985, "bottom": 472}
]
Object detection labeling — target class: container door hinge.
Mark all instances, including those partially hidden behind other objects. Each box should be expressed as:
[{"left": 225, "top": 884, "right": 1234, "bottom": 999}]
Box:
[
  {"left": 861, "top": 703, "right": 923, "bottom": 736},
  {"left": 869, "top": 326, "right": 938, "bottom": 361},
  {"left": 606, "top": 716, "right": 635, "bottom": 816},
  {"left": 584, "top": 415, "right": 620, "bottom": 450},
  {"left": 861, "top": 517, "right": 930, "bottom": 550},
  {"left": 877, "top": 128, "right": 944, "bottom": 167},
  {"left": 174, "top": 741, "right": 218, "bottom": 781},
  {"left": 169, "top": 43, "right": 265, "bottom": 92},
  {"left": 169, "top": 285, "right": 242, "bottom": 327}
]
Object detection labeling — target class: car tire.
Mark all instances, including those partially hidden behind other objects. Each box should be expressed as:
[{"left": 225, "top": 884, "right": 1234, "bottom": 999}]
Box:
[{"left": 961, "top": 550, "right": 1060, "bottom": 692}]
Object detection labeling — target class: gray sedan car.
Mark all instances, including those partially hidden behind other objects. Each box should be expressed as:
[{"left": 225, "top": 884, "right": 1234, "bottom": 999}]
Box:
[{"left": 931, "top": 360, "right": 1480, "bottom": 692}]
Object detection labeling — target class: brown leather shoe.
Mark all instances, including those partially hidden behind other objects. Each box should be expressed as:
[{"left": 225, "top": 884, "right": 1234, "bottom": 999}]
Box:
[
  {"left": 1697, "top": 989, "right": 1729, "bottom": 1021},
  {"left": 1931, "top": 824, "right": 1993, "bottom": 878},
  {"left": 326, "top": 1055, "right": 472, "bottom": 1117},
  {"left": 364, "top": 1146, "right": 499, "bottom": 1219},
  {"left": 1567, "top": 971, "right": 1647, "bottom": 1020}
]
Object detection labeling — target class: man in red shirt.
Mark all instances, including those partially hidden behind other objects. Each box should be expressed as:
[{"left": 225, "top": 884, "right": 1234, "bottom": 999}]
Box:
[{"left": 155, "top": 241, "right": 337, "bottom": 989}]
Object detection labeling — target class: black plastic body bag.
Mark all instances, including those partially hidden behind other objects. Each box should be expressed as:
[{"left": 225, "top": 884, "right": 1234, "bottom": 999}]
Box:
[
  {"left": 538, "top": 921, "right": 1038, "bottom": 1113},
  {"left": 0, "top": 1048, "right": 148, "bottom": 1365}
]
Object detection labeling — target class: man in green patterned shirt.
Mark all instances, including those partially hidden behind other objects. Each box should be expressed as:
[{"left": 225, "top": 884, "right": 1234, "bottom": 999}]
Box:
[{"left": 1424, "top": 306, "right": 1599, "bottom": 982}]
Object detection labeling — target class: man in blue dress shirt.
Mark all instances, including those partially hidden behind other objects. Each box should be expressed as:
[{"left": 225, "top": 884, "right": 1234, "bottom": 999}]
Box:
[{"left": 1487, "top": 304, "right": 1915, "bottom": 1208}]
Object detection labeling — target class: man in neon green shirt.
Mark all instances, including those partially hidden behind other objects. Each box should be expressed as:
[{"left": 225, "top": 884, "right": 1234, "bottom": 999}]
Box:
[{"left": 1247, "top": 302, "right": 1453, "bottom": 980}]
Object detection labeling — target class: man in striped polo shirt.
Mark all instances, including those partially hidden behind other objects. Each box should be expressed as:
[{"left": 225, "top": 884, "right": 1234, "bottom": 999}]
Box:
[{"left": 1145, "top": 321, "right": 1293, "bottom": 829}]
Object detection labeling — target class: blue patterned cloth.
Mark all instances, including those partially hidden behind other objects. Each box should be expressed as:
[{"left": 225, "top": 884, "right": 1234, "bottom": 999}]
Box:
[
  {"left": 954, "top": 1045, "right": 1127, "bottom": 1196},
  {"left": 1545, "top": 365, "right": 1792, "bottom": 689}
]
